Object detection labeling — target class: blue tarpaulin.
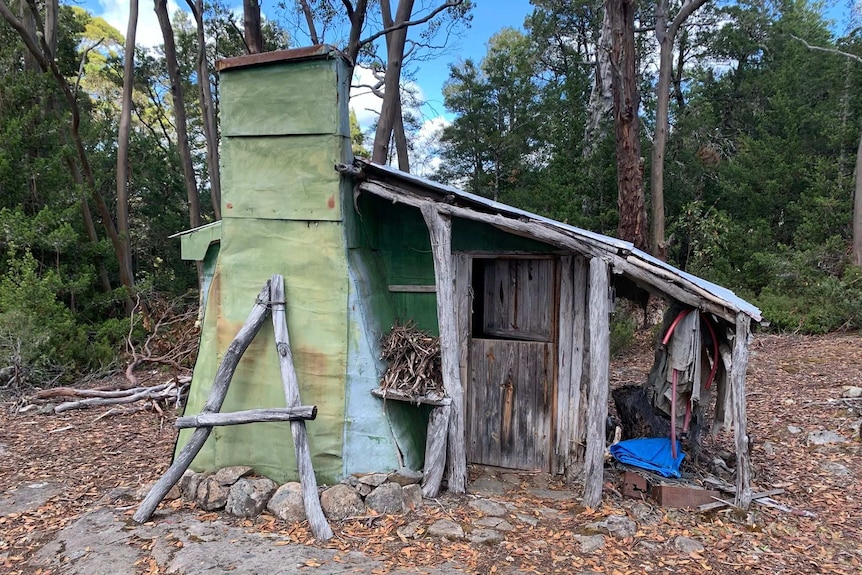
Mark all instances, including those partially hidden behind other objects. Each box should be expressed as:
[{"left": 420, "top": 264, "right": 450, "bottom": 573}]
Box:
[{"left": 610, "top": 438, "right": 686, "bottom": 478}]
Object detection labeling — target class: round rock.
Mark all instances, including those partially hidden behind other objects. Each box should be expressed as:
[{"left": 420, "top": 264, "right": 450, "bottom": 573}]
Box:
[
  {"left": 226, "top": 477, "right": 277, "bottom": 518},
  {"left": 266, "top": 482, "right": 306, "bottom": 523},
  {"left": 320, "top": 484, "right": 365, "bottom": 520},
  {"left": 365, "top": 482, "right": 404, "bottom": 515}
]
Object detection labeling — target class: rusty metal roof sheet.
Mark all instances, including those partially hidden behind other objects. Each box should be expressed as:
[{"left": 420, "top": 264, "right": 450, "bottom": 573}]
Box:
[{"left": 216, "top": 44, "right": 347, "bottom": 72}]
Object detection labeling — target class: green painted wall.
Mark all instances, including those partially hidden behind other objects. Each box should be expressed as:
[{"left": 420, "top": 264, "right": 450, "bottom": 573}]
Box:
[
  {"left": 350, "top": 194, "right": 559, "bottom": 336},
  {"left": 177, "top": 52, "right": 352, "bottom": 484}
]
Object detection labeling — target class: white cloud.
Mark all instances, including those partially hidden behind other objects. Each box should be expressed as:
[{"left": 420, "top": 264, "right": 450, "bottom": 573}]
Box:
[
  {"left": 411, "top": 116, "right": 449, "bottom": 176},
  {"left": 349, "top": 67, "right": 428, "bottom": 129},
  {"left": 350, "top": 66, "right": 383, "bottom": 128},
  {"left": 97, "top": 0, "right": 183, "bottom": 48}
]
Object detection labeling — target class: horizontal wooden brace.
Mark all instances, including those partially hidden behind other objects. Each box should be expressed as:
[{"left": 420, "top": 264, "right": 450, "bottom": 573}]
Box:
[
  {"left": 388, "top": 284, "right": 437, "bottom": 293},
  {"left": 175, "top": 406, "right": 317, "bottom": 428}
]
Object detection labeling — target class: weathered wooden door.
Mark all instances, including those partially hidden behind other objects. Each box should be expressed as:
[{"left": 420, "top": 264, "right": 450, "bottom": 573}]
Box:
[{"left": 467, "top": 258, "right": 556, "bottom": 471}]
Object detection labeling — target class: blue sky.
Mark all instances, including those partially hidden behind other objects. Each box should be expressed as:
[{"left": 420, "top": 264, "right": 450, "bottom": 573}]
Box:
[{"left": 81, "top": 0, "right": 534, "bottom": 124}]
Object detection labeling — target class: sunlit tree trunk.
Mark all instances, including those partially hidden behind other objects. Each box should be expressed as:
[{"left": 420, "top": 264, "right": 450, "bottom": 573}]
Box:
[
  {"left": 584, "top": 5, "right": 613, "bottom": 158},
  {"left": 650, "top": 0, "right": 709, "bottom": 260},
  {"left": 117, "top": 0, "right": 138, "bottom": 282},
  {"left": 372, "top": 0, "right": 415, "bottom": 168},
  {"left": 154, "top": 0, "right": 201, "bottom": 232}
]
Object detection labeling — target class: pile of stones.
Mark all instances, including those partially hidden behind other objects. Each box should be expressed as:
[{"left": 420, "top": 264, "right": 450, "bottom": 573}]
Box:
[{"left": 153, "top": 466, "right": 425, "bottom": 522}]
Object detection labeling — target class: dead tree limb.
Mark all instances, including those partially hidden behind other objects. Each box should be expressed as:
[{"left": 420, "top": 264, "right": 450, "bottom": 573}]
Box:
[
  {"left": 175, "top": 406, "right": 317, "bottom": 428},
  {"left": 270, "top": 274, "right": 333, "bottom": 541}
]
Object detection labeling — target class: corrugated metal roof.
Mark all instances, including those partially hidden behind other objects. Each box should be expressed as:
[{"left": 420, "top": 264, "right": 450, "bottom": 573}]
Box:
[{"left": 354, "top": 159, "right": 762, "bottom": 323}]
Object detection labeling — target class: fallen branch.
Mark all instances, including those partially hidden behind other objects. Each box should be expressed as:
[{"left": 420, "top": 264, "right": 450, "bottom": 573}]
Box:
[
  {"left": 698, "top": 488, "right": 786, "bottom": 512},
  {"left": 754, "top": 496, "right": 818, "bottom": 518},
  {"left": 54, "top": 381, "right": 185, "bottom": 413},
  {"left": 92, "top": 404, "right": 150, "bottom": 422},
  {"left": 36, "top": 382, "right": 173, "bottom": 400},
  {"left": 123, "top": 295, "right": 198, "bottom": 388}
]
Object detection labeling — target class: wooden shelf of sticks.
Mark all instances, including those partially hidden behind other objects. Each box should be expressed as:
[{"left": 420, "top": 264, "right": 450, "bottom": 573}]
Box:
[{"left": 372, "top": 322, "right": 451, "bottom": 497}]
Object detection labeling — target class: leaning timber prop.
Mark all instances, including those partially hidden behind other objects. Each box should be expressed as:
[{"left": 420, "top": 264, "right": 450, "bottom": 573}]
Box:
[{"left": 133, "top": 276, "right": 333, "bottom": 540}]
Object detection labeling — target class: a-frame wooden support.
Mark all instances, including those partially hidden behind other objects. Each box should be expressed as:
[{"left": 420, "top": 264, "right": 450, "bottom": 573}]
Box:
[{"left": 133, "top": 275, "right": 333, "bottom": 540}]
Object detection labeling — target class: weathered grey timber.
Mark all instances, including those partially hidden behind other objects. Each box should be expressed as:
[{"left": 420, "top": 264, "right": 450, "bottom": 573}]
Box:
[
  {"left": 421, "top": 404, "right": 451, "bottom": 497},
  {"left": 270, "top": 274, "right": 333, "bottom": 541},
  {"left": 731, "top": 313, "right": 753, "bottom": 508},
  {"left": 54, "top": 382, "right": 178, "bottom": 413},
  {"left": 569, "top": 256, "right": 588, "bottom": 480},
  {"left": 370, "top": 388, "right": 451, "bottom": 406},
  {"left": 421, "top": 205, "right": 467, "bottom": 494},
  {"left": 358, "top": 180, "right": 745, "bottom": 323},
  {"left": 583, "top": 258, "right": 610, "bottom": 508},
  {"left": 555, "top": 255, "right": 575, "bottom": 476},
  {"left": 133, "top": 282, "right": 272, "bottom": 524},
  {"left": 175, "top": 406, "right": 317, "bottom": 428}
]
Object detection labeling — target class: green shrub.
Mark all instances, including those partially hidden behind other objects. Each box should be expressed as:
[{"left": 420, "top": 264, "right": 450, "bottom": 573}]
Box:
[
  {"left": 610, "top": 305, "right": 639, "bottom": 356},
  {"left": 751, "top": 243, "right": 862, "bottom": 333},
  {"left": 0, "top": 250, "right": 112, "bottom": 387}
]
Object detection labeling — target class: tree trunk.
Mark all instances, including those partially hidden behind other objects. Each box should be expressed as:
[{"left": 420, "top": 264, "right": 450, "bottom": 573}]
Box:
[
  {"left": 371, "top": 0, "right": 415, "bottom": 167},
  {"left": 298, "top": 0, "right": 320, "bottom": 44},
  {"left": 154, "top": 0, "right": 201, "bottom": 232},
  {"left": 44, "top": 0, "right": 58, "bottom": 58},
  {"left": 584, "top": 5, "right": 613, "bottom": 158},
  {"left": 243, "top": 0, "right": 263, "bottom": 54},
  {"left": 1, "top": 0, "right": 135, "bottom": 296},
  {"left": 188, "top": 0, "right": 221, "bottom": 219},
  {"left": 608, "top": 0, "right": 647, "bottom": 251},
  {"left": 117, "top": 0, "right": 138, "bottom": 284},
  {"left": 650, "top": 0, "right": 671, "bottom": 260},
  {"left": 650, "top": 0, "right": 708, "bottom": 259},
  {"left": 854, "top": 127, "right": 862, "bottom": 267}
]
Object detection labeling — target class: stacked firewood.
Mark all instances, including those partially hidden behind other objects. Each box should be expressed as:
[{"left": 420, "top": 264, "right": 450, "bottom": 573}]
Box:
[{"left": 380, "top": 322, "right": 444, "bottom": 399}]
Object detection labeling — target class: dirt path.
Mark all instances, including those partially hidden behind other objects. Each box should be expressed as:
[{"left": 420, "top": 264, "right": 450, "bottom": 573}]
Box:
[{"left": 1, "top": 334, "right": 860, "bottom": 574}]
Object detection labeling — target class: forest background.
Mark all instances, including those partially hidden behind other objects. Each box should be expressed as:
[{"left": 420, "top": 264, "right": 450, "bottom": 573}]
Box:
[{"left": 1, "top": 0, "right": 861, "bottom": 388}]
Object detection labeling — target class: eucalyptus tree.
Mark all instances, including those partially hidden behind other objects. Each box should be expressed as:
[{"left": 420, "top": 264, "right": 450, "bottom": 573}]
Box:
[
  {"left": 0, "top": 0, "right": 135, "bottom": 297},
  {"left": 287, "top": 0, "right": 472, "bottom": 171}
]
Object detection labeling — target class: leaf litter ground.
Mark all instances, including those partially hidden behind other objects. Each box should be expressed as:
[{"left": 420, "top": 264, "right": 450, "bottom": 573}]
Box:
[{"left": 1, "top": 334, "right": 860, "bottom": 574}]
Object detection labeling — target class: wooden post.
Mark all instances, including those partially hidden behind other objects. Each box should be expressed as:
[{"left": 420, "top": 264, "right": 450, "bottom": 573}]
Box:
[
  {"left": 567, "top": 256, "right": 588, "bottom": 480},
  {"left": 731, "top": 312, "right": 753, "bottom": 509},
  {"left": 270, "top": 274, "right": 333, "bottom": 541},
  {"left": 133, "top": 282, "right": 272, "bottom": 524},
  {"left": 420, "top": 205, "right": 467, "bottom": 494},
  {"left": 421, "top": 404, "right": 451, "bottom": 497},
  {"left": 555, "top": 256, "right": 574, "bottom": 475},
  {"left": 583, "top": 257, "right": 610, "bottom": 508},
  {"left": 175, "top": 406, "right": 317, "bottom": 428}
]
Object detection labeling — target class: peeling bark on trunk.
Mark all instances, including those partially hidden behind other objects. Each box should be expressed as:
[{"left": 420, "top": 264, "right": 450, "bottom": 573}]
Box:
[
  {"left": 584, "top": 6, "right": 614, "bottom": 158},
  {"left": 609, "top": 0, "right": 647, "bottom": 251}
]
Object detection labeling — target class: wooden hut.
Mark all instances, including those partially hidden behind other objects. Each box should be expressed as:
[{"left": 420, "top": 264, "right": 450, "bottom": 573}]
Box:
[{"left": 176, "top": 45, "right": 762, "bottom": 508}]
